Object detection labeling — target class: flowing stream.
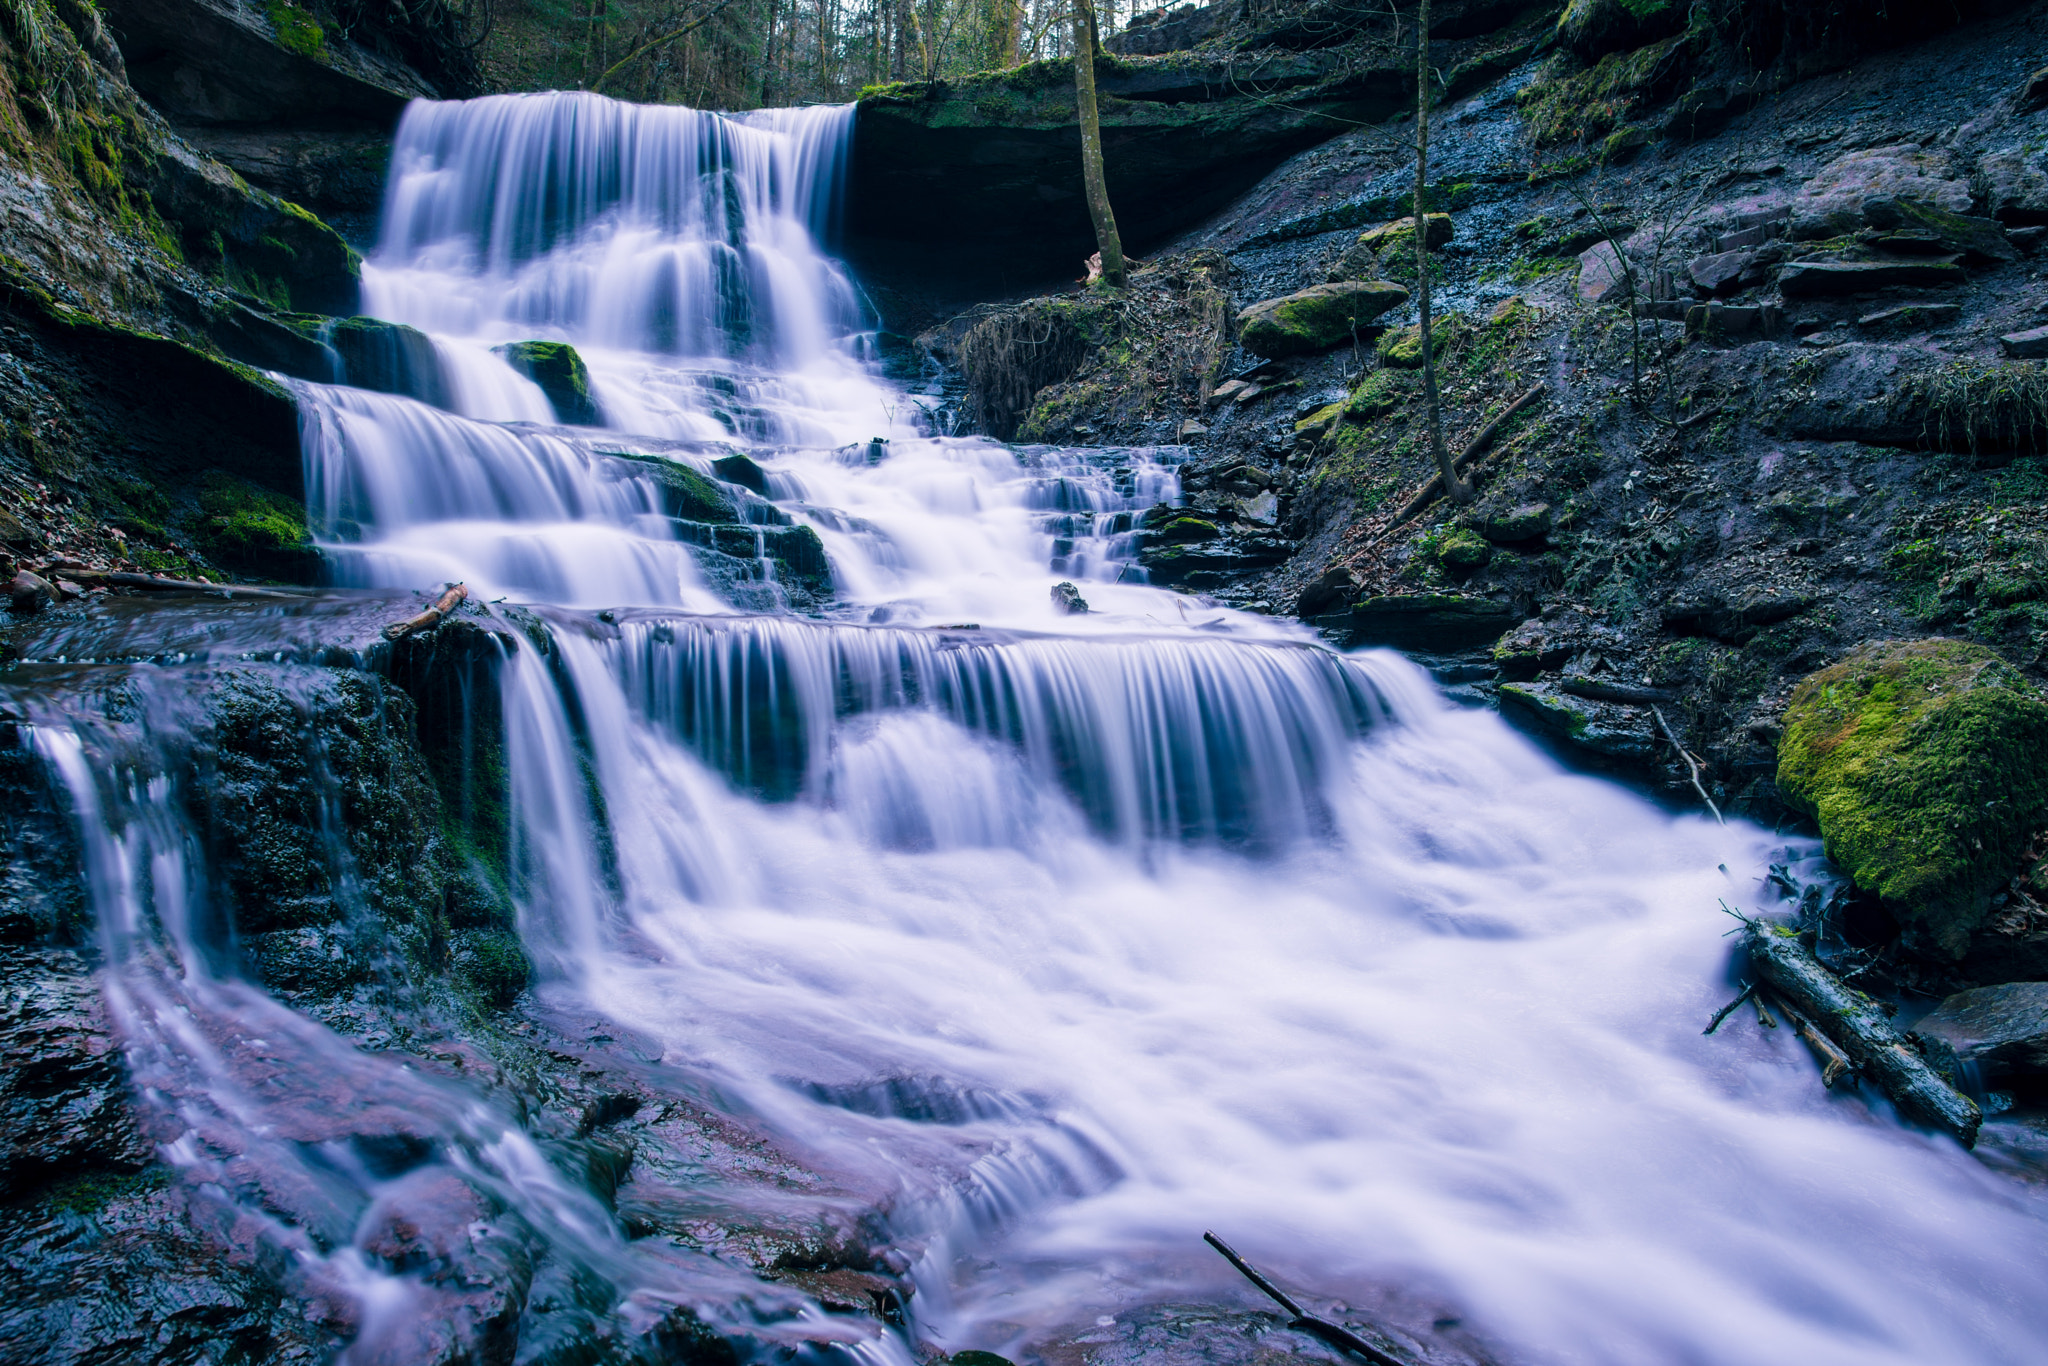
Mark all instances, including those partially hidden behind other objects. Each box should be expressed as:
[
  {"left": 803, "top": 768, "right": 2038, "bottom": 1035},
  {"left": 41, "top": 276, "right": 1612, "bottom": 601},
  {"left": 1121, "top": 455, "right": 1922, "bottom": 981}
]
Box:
[{"left": 10, "top": 91, "right": 2048, "bottom": 1365}]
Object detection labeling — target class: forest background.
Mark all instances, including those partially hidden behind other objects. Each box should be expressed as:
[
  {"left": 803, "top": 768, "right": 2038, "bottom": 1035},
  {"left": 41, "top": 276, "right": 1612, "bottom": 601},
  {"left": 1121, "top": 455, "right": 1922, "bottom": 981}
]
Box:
[{"left": 462, "top": 0, "right": 1200, "bottom": 109}]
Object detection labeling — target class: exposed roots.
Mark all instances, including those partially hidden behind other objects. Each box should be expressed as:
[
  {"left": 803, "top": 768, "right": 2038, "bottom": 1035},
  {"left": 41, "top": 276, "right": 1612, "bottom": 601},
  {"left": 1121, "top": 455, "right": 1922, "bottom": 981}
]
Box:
[
  {"left": 1907, "top": 360, "right": 2048, "bottom": 459},
  {"left": 960, "top": 303, "right": 1088, "bottom": 441}
]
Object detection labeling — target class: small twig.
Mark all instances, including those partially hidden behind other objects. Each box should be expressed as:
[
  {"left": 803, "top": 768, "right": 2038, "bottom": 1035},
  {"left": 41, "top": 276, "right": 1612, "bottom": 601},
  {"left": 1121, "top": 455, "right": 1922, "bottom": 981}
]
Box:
[
  {"left": 1767, "top": 991, "right": 1855, "bottom": 1088},
  {"left": 1653, "top": 705, "right": 1724, "bottom": 825},
  {"left": 383, "top": 583, "right": 468, "bottom": 641},
  {"left": 1753, "top": 989, "right": 1779, "bottom": 1029},
  {"left": 1703, "top": 981, "right": 1757, "bottom": 1035},
  {"left": 1204, "top": 1233, "right": 1409, "bottom": 1366}
]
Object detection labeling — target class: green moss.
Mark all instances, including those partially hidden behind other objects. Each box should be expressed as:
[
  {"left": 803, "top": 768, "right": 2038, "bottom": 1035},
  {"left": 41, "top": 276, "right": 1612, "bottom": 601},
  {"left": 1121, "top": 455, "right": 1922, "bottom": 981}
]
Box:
[
  {"left": 1377, "top": 317, "right": 1462, "bottom": 369},
  {"left": 493, "top": 340, "right": 599, "bottom": 425},
  {"left": 1156, "top": 515, "right": 1222, "bottom": 543},
  {"left": 1517, "top": 34, "right": 1689, "bottom": 145},
  {"left": 44, "top": 1165, "right": 169, "bottom": 1216},
  {"left": 1347, "top": 370, "right": 1412, "bottom": 420},
  {"left": 1294, "top": 400, "right": 1344, "bottom": 436},
  {"left": 1438, "top": 529, "right": 1493, "bottom": 572},
  {"left": 264, "top": 0, "right": 328, "bottom": 59},
  {"left": 454, "top": 928, "right": 530, "bottom": 1009},
  {"left": 196, "top": 471, "right": 316, "bottom": 579},
  {"left": 1777, "top": 638, "right": 2048, "bottom": 956},
  {"left": 1358, "top": 214, "right": 1454, "bottom": 256},
  {"left": 1239, "top": 281, "right": 1409, "bottom": 359}
]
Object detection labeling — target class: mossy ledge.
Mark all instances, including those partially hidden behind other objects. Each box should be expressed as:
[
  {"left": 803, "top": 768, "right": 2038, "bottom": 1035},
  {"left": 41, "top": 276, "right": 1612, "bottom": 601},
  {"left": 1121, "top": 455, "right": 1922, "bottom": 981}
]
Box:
[{"left": 1777, "top": 638, "right": 2048, "bottom": 958}]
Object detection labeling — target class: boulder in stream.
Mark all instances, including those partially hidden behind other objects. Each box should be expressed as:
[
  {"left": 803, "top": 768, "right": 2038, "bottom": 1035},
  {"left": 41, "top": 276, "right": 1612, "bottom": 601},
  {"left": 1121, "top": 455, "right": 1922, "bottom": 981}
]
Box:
[
  {"left": 493, "top": 340, "right": 602, "bottom": 425},
  {"left": 1914, "top": 982, "right": 2048, "bottom": 1088},
  {"left": 1777, "top": 638, "right": 2048, "bottom": 959}
]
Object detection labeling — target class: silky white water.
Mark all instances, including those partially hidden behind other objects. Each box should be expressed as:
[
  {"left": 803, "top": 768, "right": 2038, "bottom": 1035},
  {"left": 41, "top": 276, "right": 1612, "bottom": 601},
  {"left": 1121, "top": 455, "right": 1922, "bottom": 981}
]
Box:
[{"left": 21, "top": 88, "right": 2048, "bottom": 1365}]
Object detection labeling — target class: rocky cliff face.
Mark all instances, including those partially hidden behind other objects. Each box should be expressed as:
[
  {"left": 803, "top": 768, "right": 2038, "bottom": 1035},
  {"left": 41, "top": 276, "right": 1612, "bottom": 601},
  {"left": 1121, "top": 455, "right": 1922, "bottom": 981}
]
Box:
[{"left": 920, "top": 0, "right": 2048, "bottom": 994}]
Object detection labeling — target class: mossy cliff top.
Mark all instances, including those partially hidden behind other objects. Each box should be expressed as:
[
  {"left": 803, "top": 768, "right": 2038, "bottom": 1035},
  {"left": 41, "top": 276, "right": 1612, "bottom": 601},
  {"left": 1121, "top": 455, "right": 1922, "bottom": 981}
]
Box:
[{"left": 1778, "top": 638, "right": 2048, "bottom": 958}]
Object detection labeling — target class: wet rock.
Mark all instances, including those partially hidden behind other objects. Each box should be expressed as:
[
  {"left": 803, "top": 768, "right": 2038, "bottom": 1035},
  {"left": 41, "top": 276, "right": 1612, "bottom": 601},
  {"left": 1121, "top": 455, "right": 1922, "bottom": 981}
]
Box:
[
  {"left": 1687, "top": 248, "right": 1756, "bottom": 295},
  {"left": 1320, "top": 593, "right": 1517, "bottom": 652},
  {"left": 1237, "top": 282, "right": 1408, "bottom": 358},
  {"left": 713, "top": 453, "right": 771, "bottom": 495},
  {"left": 1577, "top": 240, "right": 1633, "bottom": 302},
  {"left": 1791, "top": 145, "right": 1972, "bottom": 237},
  {"left": 1498, "top": 682, "right": 1659, "bottom": 763},
  {"left": 2001, "top": 326, "right": 2048, "bottom": 360},
  {"left": 6, "top": 571, "right": 55, "bottom": 615},
  {"left": 1479, "top": 502, "right": 1552, "bottom": 544},
  {"left": 1106, "top": 1, "right": 1223, "bottom": 55},
  {"left": 1051, "top": 581, "right": 1090, "bottom": 614},
  {"left": 1777, "top": 639, "right": 2048, "bottom": 960},
  {"left": 1491, "top": 617, "right": 1576, "bottom": 680},
  {"left": 0, "top": 951, "right": 152, "bottom": 1196},
  {"left": 1779, "top": 260, "right": 1966, "bottom": 296},
  {"left": 1685, "top": 302, "right": 1776, "bottom": 342},
  {"left": 1294, "top": 563, "right": 1360, "bottom": 617},
  {"left": 493, "top": 341, "right": 601, "bottom": 425},
  {"left": 1914, "top": 983, "right": 2048, "bottom": 1087},
  {"left": 329, "top": 317, "right": 449, "bottom": 408},
  {"left": 1663, "top": 587, "right": 1812, "bottom": 642},
  {"left": 342, "top": 1169, "right": 528, "bottom": 1363},
  {"left": 1976, "top": 149, "right": 2048, "bottom": 226}
]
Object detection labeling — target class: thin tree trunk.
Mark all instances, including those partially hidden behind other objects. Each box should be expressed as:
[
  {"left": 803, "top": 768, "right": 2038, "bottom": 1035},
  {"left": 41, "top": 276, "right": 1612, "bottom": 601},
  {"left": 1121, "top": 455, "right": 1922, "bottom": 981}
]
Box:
[
  {"left": 1414, "top": 0, "right": 1468, "bottom": 504},
  {"left": 1070, "top": 0, "right": 1126, "bottom": 287}
]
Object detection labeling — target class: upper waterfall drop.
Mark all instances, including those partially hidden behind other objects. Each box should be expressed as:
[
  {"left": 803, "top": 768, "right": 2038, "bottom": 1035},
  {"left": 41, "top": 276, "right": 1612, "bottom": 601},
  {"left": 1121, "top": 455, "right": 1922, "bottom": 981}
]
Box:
[{"left": 364, "top": 93, "right": 864, "bottom": 365}]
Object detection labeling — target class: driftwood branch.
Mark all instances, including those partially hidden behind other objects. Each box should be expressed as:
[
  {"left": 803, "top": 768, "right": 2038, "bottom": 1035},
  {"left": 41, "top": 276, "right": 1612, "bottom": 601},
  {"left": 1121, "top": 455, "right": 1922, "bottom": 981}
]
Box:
[
  {"left": 1768, "top": 991, "right": 1855, "bottom": 1089},
  {"left": 1562, "top": 679, "right": 1676, "bottom": 706},
  {"left": 1369, "top": 384, "right": 1547, "bottom": 545},
  {"left": 1741, "top": 921, "right": 1981, "bottom": 1146},
  {"left": 53, "top": 568, "right": 300, "bottom": 599},
  {"left": 1702, "top": 981, "right": 1757, "bottom": 1035},
  {"left": 383, "top": 583, "right": 468, "bottom": 641},
  {"left": 1204, "top": 1232, "right": 1409, "bottom": 1366},
  {"left": 1652, "top": 705, "right": 1724, "bottom": 825}
]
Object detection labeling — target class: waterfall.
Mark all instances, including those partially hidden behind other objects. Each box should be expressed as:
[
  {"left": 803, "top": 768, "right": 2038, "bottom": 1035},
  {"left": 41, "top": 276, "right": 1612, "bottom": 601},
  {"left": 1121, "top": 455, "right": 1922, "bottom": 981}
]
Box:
[{"left": 12, "top": 86, "right": 2048, "bottom": 1366}]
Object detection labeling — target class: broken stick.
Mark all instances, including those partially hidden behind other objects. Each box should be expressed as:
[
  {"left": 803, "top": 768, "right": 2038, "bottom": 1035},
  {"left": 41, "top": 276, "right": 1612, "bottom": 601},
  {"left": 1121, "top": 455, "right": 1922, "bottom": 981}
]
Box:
[
  {"left": 1740, "top": 920, "right": 1980, "bottom": 1146},
  {"left": 383, "top": 583, "right": 468, "bottom": 641},
  {"left": 1370, "top": 384, "right": 1548, "bottom": 542},
  {"left": 1203, "top": 1232, "right": 1408, "bottom": 1366}
]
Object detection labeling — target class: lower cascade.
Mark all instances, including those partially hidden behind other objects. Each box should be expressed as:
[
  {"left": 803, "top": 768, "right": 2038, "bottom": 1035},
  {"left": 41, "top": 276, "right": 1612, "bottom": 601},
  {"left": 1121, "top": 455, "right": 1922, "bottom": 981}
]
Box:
[{"left": 7, "top": 87, "right": 2048, "bottom": 1366}]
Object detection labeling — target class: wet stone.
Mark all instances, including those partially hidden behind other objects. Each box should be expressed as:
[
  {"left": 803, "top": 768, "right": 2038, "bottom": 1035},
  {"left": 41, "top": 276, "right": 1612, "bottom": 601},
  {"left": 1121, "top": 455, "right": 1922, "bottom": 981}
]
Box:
[{"left": 1914, "top": 983, "right": 2048, "bottom": 1087}]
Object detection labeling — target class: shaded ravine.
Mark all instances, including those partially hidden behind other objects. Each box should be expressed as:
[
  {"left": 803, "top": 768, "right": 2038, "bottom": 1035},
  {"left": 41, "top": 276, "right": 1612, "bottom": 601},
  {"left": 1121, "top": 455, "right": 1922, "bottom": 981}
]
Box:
[{"left": 7, "top": 90, "right": 2048, "bottom": 1366}]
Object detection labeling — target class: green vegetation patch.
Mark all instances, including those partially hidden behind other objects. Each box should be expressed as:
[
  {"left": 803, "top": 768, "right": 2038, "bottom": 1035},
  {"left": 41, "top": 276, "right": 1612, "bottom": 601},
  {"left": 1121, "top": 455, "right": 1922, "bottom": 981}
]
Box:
[
  {"left": 1777, "top": 637, "right": 2048, "bottom": 956},
  {"left": 264, "top": 0, "right": 328, "bottom": 60},
  {"left": 197, "top": 471, "right": 317, "bottom": 580},
  {"left": 1903, "top": 360, "right": 2048, "bottom": 459}
]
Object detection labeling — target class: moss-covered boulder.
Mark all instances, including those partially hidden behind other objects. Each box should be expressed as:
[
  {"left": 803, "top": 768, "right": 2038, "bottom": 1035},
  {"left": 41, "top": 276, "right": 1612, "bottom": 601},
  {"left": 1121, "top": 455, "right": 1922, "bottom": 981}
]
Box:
[
  {"left": 1437, "top": 529, "right": 1492, "bottom": 572},
  {"left": 1358, "top": 213, "right": 1454, "bottom": 256},
  {"left": 1377, "top": 318, "right": 1459, "bottom": 369},
  {"left": 1778, "top": 639, "right": 2048, "bottom": 958},
  {"left": 329, "top": 317, "right": 447, "bottom": 408},
  {"left": 493, "top": 341, "right": 601, "bottom": 426},
  {"left": 1238, "top": 282, "right": 1408, "bottom": 358}
]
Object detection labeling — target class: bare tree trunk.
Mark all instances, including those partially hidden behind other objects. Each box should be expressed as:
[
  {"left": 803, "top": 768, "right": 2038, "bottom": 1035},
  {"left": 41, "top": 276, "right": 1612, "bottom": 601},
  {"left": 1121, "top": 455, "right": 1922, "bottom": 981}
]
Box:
[
  {"left": 1414, "top": 0, "right": 1468, "bottom": 503},
  {"left": 1070, "top": 0, "right": 1126, "bottom": 287}
]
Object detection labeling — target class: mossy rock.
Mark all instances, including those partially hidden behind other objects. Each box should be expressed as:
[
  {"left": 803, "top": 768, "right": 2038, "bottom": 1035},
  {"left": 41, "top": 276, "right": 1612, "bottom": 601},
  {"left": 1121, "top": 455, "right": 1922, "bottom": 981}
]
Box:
[
  {"left": 330, "top": 317, "right": 447, "bottom": 408},
  {"left": 196, "top": 472, "right": 318, "bottom": 581},
  {"left": 1358, "top": 213, "right": 1454, "bottom": 256},
  {"left": 1479, "top": 502, "right": 1552, "bottom": 544},
  {"left": 1377, "top": 318, "right": 1461, "bottom": 369},
  {"left": 1294, "top": 401, "right": 1344, "bottom": 436},
  {"left": 1156, "top": 516, "right": 1222, "bottom": 543},
  {"left": 619, "top": 456, "right": 738, "bottom": 523},
  {"left": 1437, "top": 529, "right": 1492, "bottom": 572},
  {"left": 1237, "top": 282, "right": 1408, "bottom": 358},
  {"left": 1777, "top": 638, "right": 2048, "bottom": 958},
  {"left": 454, "top": 929, "right": 531, "bottom": 1009},
  {"left": 1346, "top": 370, "right": 1412, "bottom": 419},
  {"left": 493, "top": 341, "right": 601, "bottom": 425}
]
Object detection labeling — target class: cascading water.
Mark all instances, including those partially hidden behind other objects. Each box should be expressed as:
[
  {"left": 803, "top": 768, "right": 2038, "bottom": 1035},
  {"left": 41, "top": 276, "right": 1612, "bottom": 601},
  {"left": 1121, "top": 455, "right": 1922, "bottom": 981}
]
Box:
[{"left": 10, "top": 88, "right": 2048, "bottom": 1366}]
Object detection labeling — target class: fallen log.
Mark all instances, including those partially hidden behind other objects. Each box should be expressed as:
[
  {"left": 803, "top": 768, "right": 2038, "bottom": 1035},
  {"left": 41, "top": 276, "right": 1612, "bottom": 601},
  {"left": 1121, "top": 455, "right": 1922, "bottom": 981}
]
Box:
[
  {"left": 1741, "top": 920, "right": 1981, "bottom": 1146},
  {"left": 384, "top": 583, "right": 469, "bottom": 641},
  {"left": 1369, "top": 383, "right": 1548, "bottom": 543},
  {"left": 50, "top": 568, "right": 300, "bottom": 599}
]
